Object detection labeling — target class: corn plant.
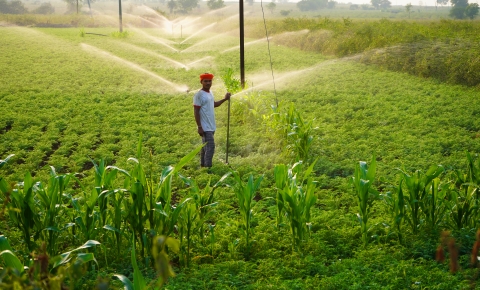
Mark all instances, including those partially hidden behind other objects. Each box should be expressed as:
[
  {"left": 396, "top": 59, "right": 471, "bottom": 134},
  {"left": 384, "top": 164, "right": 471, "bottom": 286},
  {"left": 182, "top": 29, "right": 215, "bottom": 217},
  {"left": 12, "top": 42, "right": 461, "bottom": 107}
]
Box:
[
  {"left": 1, "top": 236, "right": 100, "bottom": 289},
  {"left": 230, "top": 171, "right": 263, "bottom": 259},
  {"left": 466, "top": 152, "right": 480, "bottom": 218},
  {"left": 350, "top": 155, "right": 378, "bottom": 246},
  {"left": 113, "top": 236, "right": 179, "bottom": 289},
  {"left": 0, "top": 235, "right": 23, "bottom": 274},
  {"left": 274, "top": 160, "right": 317, "bottom": 252},
  {"left": 400, "top": 164, "right": 444, "bottom": 234},
  {"left": 5, "top": 172, "right": 41, "bottom": 251},
  {"left": 123, "top": 136, "right": 202, "bottom": 259},
  {"left": 177, "top": 199, "right": 196, "bottom": 267},
  {"left": 422, "top": 177, "right": 448, "bottom": 231},
  {"left": 35, "top": 166, "right": 74, "bottom": 256},
  {"left": 179, "top": 173, "right": 230, "bottom": 242},
  {"left": 445, "top": 169, "right": 477, "bottom": 230},
  {"left": 69, "top": 187, "right": 101, "bottom": 243},
  {"left": 265, "top": 103, "right": 316, "bottom": 164},
  {"left": 381, "top": 182, "right": 405, "bottom": 244},
  {"left": 0, "top": 154, "right": 14, "bottom": 195}
]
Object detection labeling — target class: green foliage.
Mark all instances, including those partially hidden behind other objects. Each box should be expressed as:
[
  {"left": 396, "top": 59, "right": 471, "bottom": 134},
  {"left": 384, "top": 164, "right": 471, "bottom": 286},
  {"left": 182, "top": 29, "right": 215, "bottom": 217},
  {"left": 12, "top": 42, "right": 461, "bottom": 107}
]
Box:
[
  {"left": 371, "top": 0, "right": 391, "bottom": 10},
  {"left": 0, "top": 0, "right": 27, "bottom": 14},
  {"left": 207, "top": 0, "right": 225, "bottom": 10},
  {"left": 230, "top": 171, "right": 263, "bottom": 259},
  {"left": 267, "top": 2, "right": 277, "bottom": 14},
  {"left": 111, "top": 31, "right": 130, "bottom": 38},
  {"left": 265, "top": 102, "right": 316, "bottom": 163},
  {"left": 400, "top": 165, "right": 444, "bottom": 234},
  {"left": 382, "top": 183, "right": 405, "bottom": 243},
  {"left": 221, "top": 68, "right": 243, "bottom": 95},
  {"left": 350, "top": 155, "right": 378, "bottom": 246},
  {"left": 32, "top": 2, "right": 55, "bottom": 15},
  {"left": 2, "top": 21, "right": 480, "bottom": 289},
  {"left": 274, "top": 161, "right": 317, "bottom": 252},
  {"left": 465, "top": 3, "right": 479, "bottom": 19},
  {"left": 176, "top": 0, "right": 199, "bottom": 13},
  {"left": 297, "top": 0, "right": 327, "bottom": 11}
]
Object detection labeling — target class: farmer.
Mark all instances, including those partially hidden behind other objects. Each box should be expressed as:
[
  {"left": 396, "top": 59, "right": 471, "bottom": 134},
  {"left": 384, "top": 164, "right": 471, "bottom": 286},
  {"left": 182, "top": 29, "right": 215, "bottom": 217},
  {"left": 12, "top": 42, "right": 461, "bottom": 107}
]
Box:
[{"left": 193, "top": 73, "right": 231, "bottom": 168}]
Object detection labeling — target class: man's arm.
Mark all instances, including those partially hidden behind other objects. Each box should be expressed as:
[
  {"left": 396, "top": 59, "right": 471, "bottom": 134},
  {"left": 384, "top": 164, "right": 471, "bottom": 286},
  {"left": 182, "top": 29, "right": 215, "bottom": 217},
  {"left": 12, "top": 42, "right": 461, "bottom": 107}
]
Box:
[
  {"left": 194, "top": 106, "right": 204, "bottom": 136},
  {"left": 214, "top": 93, "right": 231, "bottom": 107}
]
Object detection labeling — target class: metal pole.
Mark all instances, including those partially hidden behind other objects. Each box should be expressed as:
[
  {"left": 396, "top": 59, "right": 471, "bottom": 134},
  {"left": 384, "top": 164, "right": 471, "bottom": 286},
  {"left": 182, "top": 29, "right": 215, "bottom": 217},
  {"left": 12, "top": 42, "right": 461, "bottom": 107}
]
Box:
[
  {"left": 226, "top": 99, "right": 231, "bottom": 164},
  {"left": 118, "top": 0, "right": 123, "bottom": 32},
  {"left": 239, "top": 0, "right": 245, "bottom": 89}
]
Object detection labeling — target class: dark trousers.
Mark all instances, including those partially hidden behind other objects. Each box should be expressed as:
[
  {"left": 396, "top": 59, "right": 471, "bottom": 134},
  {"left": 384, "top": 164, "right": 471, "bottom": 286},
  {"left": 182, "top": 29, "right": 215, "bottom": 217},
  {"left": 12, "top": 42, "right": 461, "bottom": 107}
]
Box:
[{"left": 201, "top": 131, "right": 215, "bottom": 167}]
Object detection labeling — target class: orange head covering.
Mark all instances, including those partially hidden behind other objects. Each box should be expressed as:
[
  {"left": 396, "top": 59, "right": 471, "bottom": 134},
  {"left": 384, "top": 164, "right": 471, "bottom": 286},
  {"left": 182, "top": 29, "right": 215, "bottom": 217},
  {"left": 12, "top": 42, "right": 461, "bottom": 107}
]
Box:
[{"left": 200, "top": 73, "right": 214, "bottom": 81}]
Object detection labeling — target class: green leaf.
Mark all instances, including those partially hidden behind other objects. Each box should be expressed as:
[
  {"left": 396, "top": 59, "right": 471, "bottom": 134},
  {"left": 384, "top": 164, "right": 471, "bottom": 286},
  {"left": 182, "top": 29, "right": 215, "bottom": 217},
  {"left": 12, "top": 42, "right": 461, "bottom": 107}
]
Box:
[
  {"left": 172, "top": 144, "right": 204, "bottom": 174},
  {"left": 0, "top": 236, "right": 23, "bottom": 273},
  {"left": 112, "top": 274, "right": 134, "bottom": 290},
  {"left": 131, "top": 238, "right": 147, "bottom": 290}
]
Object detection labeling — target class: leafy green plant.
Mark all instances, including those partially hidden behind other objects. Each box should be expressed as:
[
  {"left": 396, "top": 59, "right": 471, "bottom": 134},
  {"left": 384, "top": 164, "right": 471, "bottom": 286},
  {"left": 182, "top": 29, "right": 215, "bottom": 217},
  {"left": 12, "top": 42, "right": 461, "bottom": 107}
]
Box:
[
  {"left": 266, "top": 102, "right": 316, "bottom": 163},
  {"left": 4, "top": 172, "right": 40, "bottom": 251},
  {"left": 350, "top": 155, "right": 378, "bottom": 246},
  {"left": 111, "top": 30, "right": 130, "bottom": 38},
  {"left": 274, "top": 161, "right": 317, "bottom": 252},
  {"left": 113, "top": 236, "right": 179, "bottom": 289},
  {"left": 230, "top": 171, "right": 263, "bottom": 259},
  {"left": 381, "top": 182, "right": 405, "bottom": 244},
  {"left": 400, "top": 164, "right": 444, "bottom": 234},
  {"left": 221, "top": 68, "right": 243, "bottom": 94},
  {"left": 35, "top": 167, "right": 74, "bottom": 256},
  {"left": 0, "top": 236, "right": 100, "bottom": 289}
]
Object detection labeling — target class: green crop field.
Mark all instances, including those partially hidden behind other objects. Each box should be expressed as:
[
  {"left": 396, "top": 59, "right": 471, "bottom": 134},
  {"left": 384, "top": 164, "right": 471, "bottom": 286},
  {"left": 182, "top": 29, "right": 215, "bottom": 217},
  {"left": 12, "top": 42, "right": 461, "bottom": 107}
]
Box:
[{"left": 1, "top": 3, "right": 480, "bottom": 289}]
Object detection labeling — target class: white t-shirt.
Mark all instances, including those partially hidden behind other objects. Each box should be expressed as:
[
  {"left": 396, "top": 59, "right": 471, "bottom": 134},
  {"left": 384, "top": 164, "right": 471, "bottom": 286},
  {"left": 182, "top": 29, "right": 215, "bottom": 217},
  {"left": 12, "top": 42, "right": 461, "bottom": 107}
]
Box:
[{"left": 193, "top": 89, "right": 216, "bottom": 132}]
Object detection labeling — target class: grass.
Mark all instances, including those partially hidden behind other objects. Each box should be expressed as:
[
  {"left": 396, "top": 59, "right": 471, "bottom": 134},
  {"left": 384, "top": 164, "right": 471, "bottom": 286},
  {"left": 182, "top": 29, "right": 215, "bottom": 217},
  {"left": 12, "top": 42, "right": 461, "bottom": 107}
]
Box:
[{"left": 1, "top": 13, "right": 480, "bottom": 288}]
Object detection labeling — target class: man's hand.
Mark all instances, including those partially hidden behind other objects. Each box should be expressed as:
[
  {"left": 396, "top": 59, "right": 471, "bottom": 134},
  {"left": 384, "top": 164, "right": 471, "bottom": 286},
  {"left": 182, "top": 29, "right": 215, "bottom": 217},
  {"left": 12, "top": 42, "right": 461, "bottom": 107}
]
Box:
[
  {"left": 198, "top": 127, "right": 204, "bottom": 137},
  {"left": 224, "top": 92, "right": 231, "bottom": 100}
]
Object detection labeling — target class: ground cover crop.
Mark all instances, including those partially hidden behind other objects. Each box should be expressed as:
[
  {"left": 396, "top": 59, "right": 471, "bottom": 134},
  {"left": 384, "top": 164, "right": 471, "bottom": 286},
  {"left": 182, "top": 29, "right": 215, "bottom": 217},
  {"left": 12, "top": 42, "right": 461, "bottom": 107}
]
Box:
[{"left": 1, "top": 13, "right": 480, "bottom": 289}]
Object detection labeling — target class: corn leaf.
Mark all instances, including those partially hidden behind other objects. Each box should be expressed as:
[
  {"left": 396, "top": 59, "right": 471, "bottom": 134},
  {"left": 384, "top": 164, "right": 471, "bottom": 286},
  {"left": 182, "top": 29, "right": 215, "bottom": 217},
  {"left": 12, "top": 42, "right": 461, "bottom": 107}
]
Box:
[
  {"left": 112, "top": 274, "right": 134, "bottom": 290},
  {"left": 0, "top": 235, "right": 23, "bottom": 273}
]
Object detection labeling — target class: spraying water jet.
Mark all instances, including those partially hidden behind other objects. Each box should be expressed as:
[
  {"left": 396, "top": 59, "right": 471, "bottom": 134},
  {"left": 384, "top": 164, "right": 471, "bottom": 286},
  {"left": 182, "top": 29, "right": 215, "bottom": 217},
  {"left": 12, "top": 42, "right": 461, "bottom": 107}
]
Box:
[{"left": 81, "top": 43, "right": 188, "bottom": 92}]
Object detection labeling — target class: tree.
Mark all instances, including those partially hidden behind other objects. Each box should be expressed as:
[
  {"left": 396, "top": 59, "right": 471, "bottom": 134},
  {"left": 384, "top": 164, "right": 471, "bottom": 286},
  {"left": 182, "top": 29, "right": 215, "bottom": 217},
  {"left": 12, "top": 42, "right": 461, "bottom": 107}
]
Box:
[
  {"left": 0, "top": 0, "right": 28, "bottom": 14},
  {"left": 465, "top": 3, "right": 479, "bottom": 19},
  {"left": 267, "top": 1, "right": 276, "bottom": 13},
  {"left": 207, "top": 0, "right": 225, "bottom": 10},
  {"left": 177, "top": 0, "right": 199, "bottom": 12},
  {"left": 167, "top": 0, "right": 177, "bottom": 13},
  {"left": 450, "top": 0, "right": 468, "bottom": 19},
  {"left": 327, "top": 0, "right": 336, "bottom": 8},
  {"left": 297, "top": 0, "right": 327, "bottom": 11},
  {"left": 405, "top": 3, "right": 412, "bottom": 18},
  {"left": 246, "top": 0, "right": 254, "bottom": 6},
  {"left": 371, "top": 0, "right": 390, "bottom": 10},
  {"left": 33, "top": 2, "right": 55, "bottom": 14},
  {"left": 435, "top": 0, "right": 448, "bottom": 10}
]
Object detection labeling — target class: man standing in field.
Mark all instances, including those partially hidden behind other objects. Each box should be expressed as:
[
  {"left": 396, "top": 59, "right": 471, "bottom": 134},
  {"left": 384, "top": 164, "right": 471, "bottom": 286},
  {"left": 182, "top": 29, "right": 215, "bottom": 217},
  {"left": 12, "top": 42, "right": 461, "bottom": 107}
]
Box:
[{"left": 193, "top": 73, "right": 231, "bottom": 168}]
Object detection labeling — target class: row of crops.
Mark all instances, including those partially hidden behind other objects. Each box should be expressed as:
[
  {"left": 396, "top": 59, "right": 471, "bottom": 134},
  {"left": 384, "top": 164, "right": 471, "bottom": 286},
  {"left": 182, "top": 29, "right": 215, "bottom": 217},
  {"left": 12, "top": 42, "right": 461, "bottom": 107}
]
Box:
[{"left": 1, "top": 99, "right": 480, "bottom": 288}]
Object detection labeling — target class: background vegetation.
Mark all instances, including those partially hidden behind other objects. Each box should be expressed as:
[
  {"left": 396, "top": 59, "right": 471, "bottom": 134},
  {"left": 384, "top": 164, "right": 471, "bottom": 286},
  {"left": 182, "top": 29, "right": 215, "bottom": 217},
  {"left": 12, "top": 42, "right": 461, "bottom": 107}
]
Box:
[{"left": 1, "top": 4, "right": 480, "bottom": 289}]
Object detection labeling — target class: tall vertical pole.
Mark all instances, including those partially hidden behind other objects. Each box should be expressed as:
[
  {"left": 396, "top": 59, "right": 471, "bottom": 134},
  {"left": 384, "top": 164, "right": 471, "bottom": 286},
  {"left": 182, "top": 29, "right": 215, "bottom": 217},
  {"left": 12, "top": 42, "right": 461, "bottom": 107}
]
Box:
[
  {"left": 239, "top": 0, "right": 245, "bottom": 89},
  {"left": 119, "top": 0, "right": 123, "bottom": 32}
]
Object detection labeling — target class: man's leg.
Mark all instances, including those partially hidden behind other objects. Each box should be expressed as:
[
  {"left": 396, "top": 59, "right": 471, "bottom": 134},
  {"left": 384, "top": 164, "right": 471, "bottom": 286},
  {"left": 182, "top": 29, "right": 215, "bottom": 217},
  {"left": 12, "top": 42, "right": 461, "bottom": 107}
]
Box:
[{"left": 202, "top": 131, "right": 215, "bottom": 167}]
